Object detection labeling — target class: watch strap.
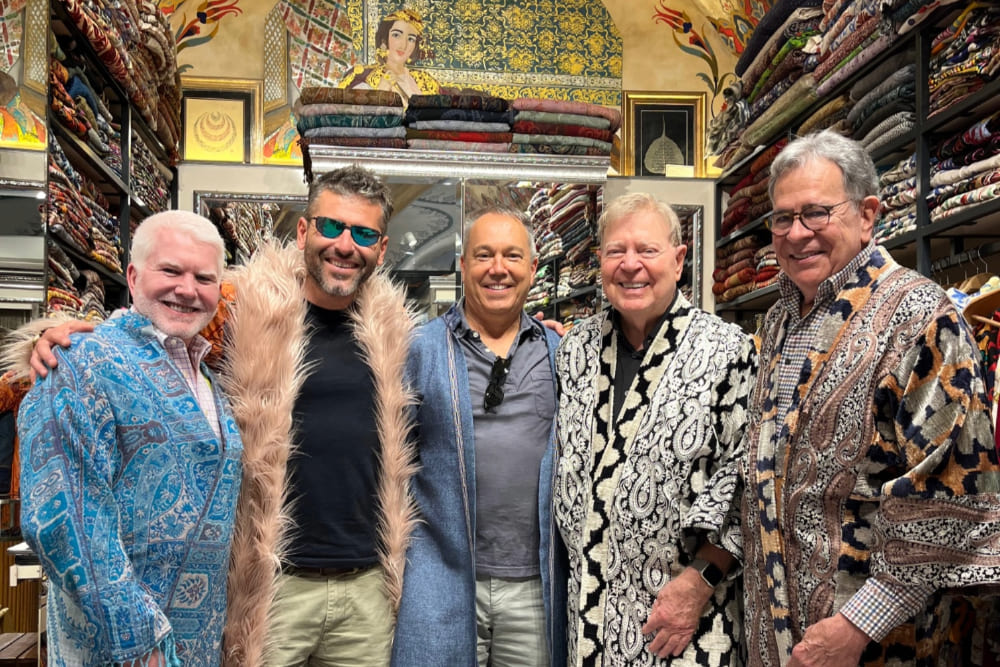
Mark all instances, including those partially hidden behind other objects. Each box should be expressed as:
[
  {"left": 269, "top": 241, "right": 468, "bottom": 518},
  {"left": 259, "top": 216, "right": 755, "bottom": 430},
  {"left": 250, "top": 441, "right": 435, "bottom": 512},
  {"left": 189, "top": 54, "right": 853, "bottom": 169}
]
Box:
[{"left": 690, "top": 558, "right": 724, "bottom": 588}]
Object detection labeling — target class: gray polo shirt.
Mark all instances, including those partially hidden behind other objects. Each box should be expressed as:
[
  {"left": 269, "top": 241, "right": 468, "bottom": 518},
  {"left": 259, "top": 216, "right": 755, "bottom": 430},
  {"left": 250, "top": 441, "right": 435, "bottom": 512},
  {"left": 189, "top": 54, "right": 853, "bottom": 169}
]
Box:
[{"left": 450, "top": 304, "right": 555, "bottom": 578}]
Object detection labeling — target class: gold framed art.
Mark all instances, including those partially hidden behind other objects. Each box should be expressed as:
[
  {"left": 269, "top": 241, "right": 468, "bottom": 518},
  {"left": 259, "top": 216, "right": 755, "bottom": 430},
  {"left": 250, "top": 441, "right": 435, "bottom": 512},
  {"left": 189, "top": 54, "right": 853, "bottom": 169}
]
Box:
[
  {"left": 621, "top": 91, "right": 706, "bottom": 177},
  {"left": 181, "top": 77, "right": 263, "bottom": 164}
]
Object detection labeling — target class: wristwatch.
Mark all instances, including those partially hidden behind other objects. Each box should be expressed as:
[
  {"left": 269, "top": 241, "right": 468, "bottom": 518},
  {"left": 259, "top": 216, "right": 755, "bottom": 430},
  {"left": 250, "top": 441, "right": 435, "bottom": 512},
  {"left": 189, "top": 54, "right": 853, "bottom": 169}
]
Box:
[{"left": 690, "top": 558, "right": 724, "bottom": 588}]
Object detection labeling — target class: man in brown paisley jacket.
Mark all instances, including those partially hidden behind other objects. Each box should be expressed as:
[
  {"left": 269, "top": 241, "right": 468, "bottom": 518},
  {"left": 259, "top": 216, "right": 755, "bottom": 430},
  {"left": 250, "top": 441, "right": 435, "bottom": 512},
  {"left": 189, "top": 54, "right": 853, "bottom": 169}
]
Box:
[{"left": 741, "top": 129, "right": 1000, "bottom": 667}]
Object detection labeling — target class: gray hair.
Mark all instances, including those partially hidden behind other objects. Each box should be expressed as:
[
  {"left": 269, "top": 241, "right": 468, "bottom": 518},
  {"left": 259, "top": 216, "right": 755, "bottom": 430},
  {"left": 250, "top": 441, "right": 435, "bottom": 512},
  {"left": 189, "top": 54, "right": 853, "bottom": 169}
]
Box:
[
  {"left": 131, "top": 210, "right": 225, "bottom": 274},
  {"left": 769, "top": 129, "right": 879, "bottom": 203},
  {"left": 308, "top": 164, "right": 394, "bottom": 230},
  {"left": 463, "top": 206, "right": 537, "bottom": 260},
  {"left": 597, "top": 192, "right": 683, "bottom": 247}
]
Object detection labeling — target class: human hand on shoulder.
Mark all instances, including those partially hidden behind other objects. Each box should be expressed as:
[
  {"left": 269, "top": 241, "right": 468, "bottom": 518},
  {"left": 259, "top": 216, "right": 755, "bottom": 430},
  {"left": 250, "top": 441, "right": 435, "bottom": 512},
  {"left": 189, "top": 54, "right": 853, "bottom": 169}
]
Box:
[
  {"left": 30, "top": 320, "right": 94, "bottom": 381},
  {"left": 533, "top": 311, "right": 566, "bottom": 337}
]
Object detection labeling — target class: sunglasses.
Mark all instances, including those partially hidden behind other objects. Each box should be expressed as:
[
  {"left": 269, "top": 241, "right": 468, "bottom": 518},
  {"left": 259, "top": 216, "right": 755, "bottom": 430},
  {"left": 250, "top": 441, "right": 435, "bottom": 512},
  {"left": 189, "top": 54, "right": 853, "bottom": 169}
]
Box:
[
  {"left": 311, "top": 216, "right": 384, "bottom": 247},
  {"left": 483, "top": 356, "right": 511, "bottom": 412}
]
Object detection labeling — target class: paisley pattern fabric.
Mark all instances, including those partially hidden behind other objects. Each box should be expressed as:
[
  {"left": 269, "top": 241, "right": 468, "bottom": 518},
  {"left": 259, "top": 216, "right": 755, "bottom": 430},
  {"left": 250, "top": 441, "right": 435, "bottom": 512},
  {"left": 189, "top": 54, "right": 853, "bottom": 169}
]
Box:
[
  {"left": 18, "top": 311, "right": 243, "bottom": 666},
  {"left": 554, "top": 296, "right": 757, "bottom": 667},
  {"left": 741, "top": 247, "right": 1000, "bottom": 667}
]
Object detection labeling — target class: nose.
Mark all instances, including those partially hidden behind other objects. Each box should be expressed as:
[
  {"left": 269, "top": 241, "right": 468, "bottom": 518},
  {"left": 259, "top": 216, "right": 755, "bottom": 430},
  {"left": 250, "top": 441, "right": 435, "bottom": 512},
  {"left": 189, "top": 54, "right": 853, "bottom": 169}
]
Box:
[
  {"left": 619, "top": 248, "right": 641, "bottom": 271},
  {"left": 488, "top": 255, "right": 506, "bottom": 274},
  {"left": 174, "top": 273, "right": 197, "bottom": 297},
  {"left": 332, "top": 226, "right": 356, "bottom": 253},
  {"left": 784, "top": 215, "right": 814, "bottom": 240}
]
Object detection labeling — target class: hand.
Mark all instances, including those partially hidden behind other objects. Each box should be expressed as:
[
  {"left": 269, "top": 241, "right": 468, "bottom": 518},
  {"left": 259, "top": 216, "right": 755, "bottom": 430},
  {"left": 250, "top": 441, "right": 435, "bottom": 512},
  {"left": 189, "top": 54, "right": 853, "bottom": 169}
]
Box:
[
  {"left": 533, "top": 311, "right": 566, "bottom": 336},
  {"left": 788, "top": 614, "right": 870, "bottom": 667},
  {"left": 30, "top": 320, "right": 94, "bottom": 381},
  {"left": 641, "top": 567, "right": 713, "bottom": 658}
]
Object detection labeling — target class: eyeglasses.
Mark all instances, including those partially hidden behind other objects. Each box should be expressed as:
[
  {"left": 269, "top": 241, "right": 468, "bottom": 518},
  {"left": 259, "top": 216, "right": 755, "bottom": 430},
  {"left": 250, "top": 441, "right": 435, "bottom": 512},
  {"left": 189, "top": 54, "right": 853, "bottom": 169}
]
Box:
[
  {"left": 765, "top": 200, "right": 851, "bottom": 236},
  {"left": 483, "top": 356, "right": 511, "bottom": 412},
  {"left": 311, "top": 216, "right": 384, "bottom": 247}
]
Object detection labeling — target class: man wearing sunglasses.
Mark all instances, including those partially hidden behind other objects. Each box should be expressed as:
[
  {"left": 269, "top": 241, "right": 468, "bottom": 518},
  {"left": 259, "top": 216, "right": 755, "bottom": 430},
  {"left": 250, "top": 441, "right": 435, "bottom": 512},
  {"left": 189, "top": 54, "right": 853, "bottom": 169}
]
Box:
[
  {"left": 741, "top": 130, "right": 1000, "bottom": 666},
  {"left": 392, "top": 208, "right": 567, "bottom": 667},
  {"left": 20, "top": 165, "right": 418, "bottom": 666}
]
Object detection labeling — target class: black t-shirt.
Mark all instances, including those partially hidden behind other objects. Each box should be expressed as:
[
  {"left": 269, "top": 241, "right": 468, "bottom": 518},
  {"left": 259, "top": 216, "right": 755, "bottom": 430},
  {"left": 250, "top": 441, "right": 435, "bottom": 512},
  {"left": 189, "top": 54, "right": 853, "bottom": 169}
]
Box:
[{"left": 284, "top": 303, "right": 381, "bottom": 569}]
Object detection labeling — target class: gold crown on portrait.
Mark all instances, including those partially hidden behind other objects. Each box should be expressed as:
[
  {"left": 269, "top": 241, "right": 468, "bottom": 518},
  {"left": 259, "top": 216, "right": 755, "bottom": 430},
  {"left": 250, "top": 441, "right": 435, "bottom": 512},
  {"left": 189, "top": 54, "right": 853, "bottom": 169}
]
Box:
[{"left": 384, "top": 7, "right": 424, "bottom": 34}]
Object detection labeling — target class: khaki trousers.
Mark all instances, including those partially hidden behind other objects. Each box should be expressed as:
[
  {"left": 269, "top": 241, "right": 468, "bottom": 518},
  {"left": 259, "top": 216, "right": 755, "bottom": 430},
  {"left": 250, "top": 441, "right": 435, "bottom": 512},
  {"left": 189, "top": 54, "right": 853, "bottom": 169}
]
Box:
[
  {"left": 265, "top": 566, "right": 391, "bottom": 667},
  {"left": 475, "top": 574, "right": 549, "bottom": 667}
]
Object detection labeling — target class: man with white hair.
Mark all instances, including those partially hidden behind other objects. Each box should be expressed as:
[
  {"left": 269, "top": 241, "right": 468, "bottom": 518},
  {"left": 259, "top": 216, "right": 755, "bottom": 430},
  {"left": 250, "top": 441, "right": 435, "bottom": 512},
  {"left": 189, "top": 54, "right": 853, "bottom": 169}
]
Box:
[{"left": 17, "top": 211, "right": 243, "bottom": 666}]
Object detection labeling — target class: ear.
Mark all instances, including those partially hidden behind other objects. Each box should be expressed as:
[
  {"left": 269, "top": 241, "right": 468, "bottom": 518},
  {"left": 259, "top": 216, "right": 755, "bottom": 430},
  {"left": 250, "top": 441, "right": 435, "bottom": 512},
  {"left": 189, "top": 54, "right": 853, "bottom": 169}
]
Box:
[
  {"left": 529, "top": 255, "right": 538, "bottom": 285},
  {"left": 296, "top": 216, "right": 309, "bottom": 250},
  {"left": 858, "top": 195, "right": 880, "bottom": 241},
  {"left": 673, "top": 244, "right": 688, "bottom": 280},
  {"left": 375, "top": 235, "right": 389, "bottom": 266},
  {"left": 126, "top": 263, "right": 138, "bottom": 296}
]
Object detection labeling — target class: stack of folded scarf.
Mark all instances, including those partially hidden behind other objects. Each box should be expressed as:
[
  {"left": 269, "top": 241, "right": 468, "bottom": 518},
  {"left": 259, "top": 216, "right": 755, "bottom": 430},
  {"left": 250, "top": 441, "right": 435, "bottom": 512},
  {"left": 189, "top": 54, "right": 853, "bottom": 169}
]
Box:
[
  {"left": 548, "top": 184, "right": 596, "bottom": 264},
  {"left": 296, "top": 87, "right": 406, "bottom": 150},
  {"left": 46, "top": 239, "right": 81, "bottom": 296},
  {"left": 131, "top": 130, "right": 172, "bottom": 214},
  {"left": 847, "top": 63, "right": 916, "bottom": 153},
  {"left": 78, "top": 270, "right": 109, "bottom": 321},
  {"left": 927, "top": 111, "right": 1000, "bottom": 224},
  {"left": 47, "top": 285, "right": 84, "bottom": 315},
  {"left": 526, "top": 261, "right": 555, "bottom": 313},
  {"left": 509, "top": 98, "right": 620, "bottom": 156},
  {"left": 47, "top": 135, "right": 123, "bottom": 274},
  {"left": 928, "top": 3, "right": 1000, "bottom": 118},
  {"left": 813, "top": 0, "right": 897, "bottom": 98},
  {"left": 722, "top": 140, "right": 787, "bottom": 237},
  {"left": 754, "top": 245, "right": 781, "bottom": 289},
  {"left": 877, "top": 153, "right": 917, "bottom": 242},
  {"left": 713, "top": 236, "right": 761, "bottom": 303},
  {"left": 49, "top": 56, "right": 121, "bottom": 174},
  {"left": 527, "top": 188, "right": 562, "bottom": 262},
  {"left": 405, "top": 94, "right": 514, "bottom": 152}
]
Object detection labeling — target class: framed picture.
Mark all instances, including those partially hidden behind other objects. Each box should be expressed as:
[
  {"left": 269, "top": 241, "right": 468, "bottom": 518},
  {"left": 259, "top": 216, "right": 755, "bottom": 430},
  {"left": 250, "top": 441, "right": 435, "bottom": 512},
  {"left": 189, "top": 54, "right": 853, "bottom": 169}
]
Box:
[
  {"left": 621, "top": 91, "right": 706, "bottom": 177},
  {"left": 181, "top": 78, "right": 263, "bottom": 164}
]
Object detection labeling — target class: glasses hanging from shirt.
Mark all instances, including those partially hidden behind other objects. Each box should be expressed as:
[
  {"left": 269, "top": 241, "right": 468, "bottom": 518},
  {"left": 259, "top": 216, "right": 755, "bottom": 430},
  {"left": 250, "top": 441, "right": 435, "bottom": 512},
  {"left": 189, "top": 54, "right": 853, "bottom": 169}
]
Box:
[{"left": 483, "top": 356, "right": 511, "bottom": 412}]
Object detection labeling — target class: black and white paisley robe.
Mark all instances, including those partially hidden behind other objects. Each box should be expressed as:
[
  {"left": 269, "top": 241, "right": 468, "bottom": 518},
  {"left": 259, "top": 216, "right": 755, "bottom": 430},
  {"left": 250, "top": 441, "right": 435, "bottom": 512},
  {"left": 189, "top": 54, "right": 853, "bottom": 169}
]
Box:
[{"left": 554, "top": 295, "right": 757, "bottom": 667}]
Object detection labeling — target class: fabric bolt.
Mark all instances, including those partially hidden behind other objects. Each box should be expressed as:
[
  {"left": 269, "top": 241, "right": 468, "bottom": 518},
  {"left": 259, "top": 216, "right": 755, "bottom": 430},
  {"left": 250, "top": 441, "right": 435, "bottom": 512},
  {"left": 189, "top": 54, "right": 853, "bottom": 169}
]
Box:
[
  {"left": 301, "top": 125, "right": 406, "bottom": 138},
  {"left": 847, "top": 66, "right": 916, "bottom": 128},
  {"left": 512, "top": 133, "right": 612, "bottom": 152},
  {"left": 737, "top": 3, "right": 823, "bottom": 77},
  {"left": 511, "top": 120, "right": 612, "bottom": 142},
  {"left": 298, "top": 86, "right": 402, "bottom": 107},
  {"left": 508, "top": 143, "right": 609, "bottom": 156},
  {"left": 296, "top": 113, "right": 402, "bottom": 131},
  {"left": 408, "top": 120, "right": 511, "bottom": 131},
  {"left": 405, "top": 129, "right": 512, "bottom": 143},
  {"left": 405, "top": 107, "right": 515, "bottom": 124},
  {"left": 849, "top": 51, "right": 916, "bottom": 101},
  {"left": 742, "top": 76, "right": 818, "bottom": 146},
  {"left": 294, "top": 102, "right": 404, "bottom": 117},
  {"left": 407, "top": 138, "right": 510, "bottom": 152},
  {"left": 930, "top": 181, "right": 1000, "bottom": 221},
  {"left": 514, "top": 110, "right": 611, "bottom": 129},
  {"left": 408, "top": 94, "right": 508, "bottom": 111},
  {"left": 510, "top": 98, "right": 622, "bottom": 132},
  {"left": 300, "top": 136, "right": 408, "bottom": 149}
]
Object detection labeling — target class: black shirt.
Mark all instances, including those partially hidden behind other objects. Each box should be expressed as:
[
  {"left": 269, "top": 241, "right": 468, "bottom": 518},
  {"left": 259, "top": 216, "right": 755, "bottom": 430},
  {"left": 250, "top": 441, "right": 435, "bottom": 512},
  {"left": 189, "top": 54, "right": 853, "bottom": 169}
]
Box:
[{"left": 285, "top": 303, "right": 381, "bottom": 568}]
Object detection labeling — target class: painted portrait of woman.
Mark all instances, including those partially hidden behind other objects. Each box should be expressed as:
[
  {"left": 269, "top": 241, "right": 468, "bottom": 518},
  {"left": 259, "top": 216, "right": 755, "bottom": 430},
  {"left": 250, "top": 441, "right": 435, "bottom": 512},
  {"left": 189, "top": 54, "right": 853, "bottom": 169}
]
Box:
[{"left": 338, "top": 8, "right": 441, "bottom": 104}]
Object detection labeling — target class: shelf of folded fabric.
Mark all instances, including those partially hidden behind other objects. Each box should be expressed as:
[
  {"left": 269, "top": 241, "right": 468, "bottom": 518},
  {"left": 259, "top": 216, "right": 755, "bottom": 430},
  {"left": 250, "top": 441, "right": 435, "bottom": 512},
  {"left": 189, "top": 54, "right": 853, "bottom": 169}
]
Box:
[
  {"left": 715, "top": 283, "right": 779, "bottom": 312},
  {"left": 304, "top": 145, "right": 610, "bottom": 185},
  {"left": 50, "top": 236, "right": 126, "bottom": 290},
  {"left": 50, "top": 0, "right": 177, "bottom": 166},
  {"left": 552, "top": 285, "right": 599, "bottom": 308},
  {"left": 50, "top": 123, "right": 128, "bottom": 201},
  {"left": 716, "top": 213, "right": 769, "bottom": 249}
]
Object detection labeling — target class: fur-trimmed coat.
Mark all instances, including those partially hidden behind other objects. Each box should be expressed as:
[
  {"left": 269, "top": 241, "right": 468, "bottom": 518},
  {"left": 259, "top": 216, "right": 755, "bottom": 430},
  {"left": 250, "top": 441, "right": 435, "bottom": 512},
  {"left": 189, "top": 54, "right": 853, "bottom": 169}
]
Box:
[{"left": 218, "top": 242, "right": 418, "bottom": 666}]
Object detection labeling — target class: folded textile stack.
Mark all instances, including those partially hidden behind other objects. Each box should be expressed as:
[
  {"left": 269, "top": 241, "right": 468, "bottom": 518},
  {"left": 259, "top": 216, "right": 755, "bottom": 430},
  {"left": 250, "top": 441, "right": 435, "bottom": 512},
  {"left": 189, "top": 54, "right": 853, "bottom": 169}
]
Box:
[
  {"left": 526, "top": 261, "right": 555, "bottom": 313},
  {"left": 528, "top": 188, "right": 562, "bottom": 263},
  {"left": 131, "top": 130, "right": 173, "bottom": 214},
  {"left": 714, "top": 236, "right": 761, "bottom": 303},
  {"left": 548, "top": 184, "right": 597, "bottom": 264},
  {"left": 49, "top": 56, "right": 122, "bottom": 175},
  {"left": 927, "top": 111, "right": 1000, "bottom": 224},
  {"left": 405, "top": 94, "right": 513, "bottom": 152},
  {"left": 207, "top": 200, "right": 279, "bottom": 266},
  {"left": 48, "top": 135, "right": 123, "bottom": 274},
  {"left": 78, "top": 270, "right": 109, "bottom": 321},
  {"left": 46, "top": 240, "right": 81, "bottom": 297},
  {"left": 846, "top": 63, "right": 915, "bottom": 153},
  {"left": 928, "top": 3, "right": 1000, "bottom": 117},
  {"left": 509, "top": 98, "right": 620, "bottom": 156},
  {"left": 877, "top": 153, "right": 917, "bottom": 242},
  {"left": 296, "top": 87, "right": 406, "bottom": 151},
  {"left": 721, "top": 139, "right": 787, "bottom": 236},
  {"left": 60, "top": 0, "right": 181, "bottom": 162},
  {"left": 754, "top": 245, "right": 781, "bottom": 289}
]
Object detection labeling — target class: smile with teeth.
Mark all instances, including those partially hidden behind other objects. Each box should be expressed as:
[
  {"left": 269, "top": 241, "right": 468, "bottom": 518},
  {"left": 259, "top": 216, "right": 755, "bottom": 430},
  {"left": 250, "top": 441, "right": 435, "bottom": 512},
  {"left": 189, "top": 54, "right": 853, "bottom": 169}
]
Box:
[
  {"left": 485, "top": 283, "right": 510, "bottom": 291},
  {"left": 164, "top": 301, "right": 199, "bottom": 313},
  {"left": 620, "top": 282, "right": 648, "bottom": 289}
]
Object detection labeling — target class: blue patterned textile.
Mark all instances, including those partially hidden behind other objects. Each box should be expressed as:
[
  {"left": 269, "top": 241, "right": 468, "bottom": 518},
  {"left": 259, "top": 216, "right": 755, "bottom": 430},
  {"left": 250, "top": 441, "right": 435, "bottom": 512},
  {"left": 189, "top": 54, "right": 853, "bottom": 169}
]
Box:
[{"left": 18, "top": 310, "right": 243, "bottom": 666}]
